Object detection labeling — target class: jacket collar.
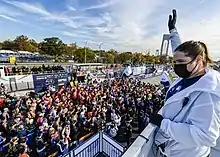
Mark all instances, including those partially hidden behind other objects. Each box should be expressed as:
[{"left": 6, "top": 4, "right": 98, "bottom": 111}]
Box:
[{"left": 165, "top": 68, "right": 220, "bottom": 105}]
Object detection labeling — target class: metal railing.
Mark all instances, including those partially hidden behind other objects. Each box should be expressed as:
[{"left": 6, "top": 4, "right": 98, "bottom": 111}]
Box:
[
  {"left": 64, "top": 131, "right": 125, "bottom": 157},
  {"left": 121, "top": 124, "right": 159, "bottom": 157},
  {"left": 102, "top": 133, "right": 124, "bottom": 157}
]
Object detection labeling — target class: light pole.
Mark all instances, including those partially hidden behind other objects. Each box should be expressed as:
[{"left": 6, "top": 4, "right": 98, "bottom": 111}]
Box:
[
  {"left": 84, "top": 41, "right": 88, "bottom": 63},
  {"left": 97, "top": 42, "right": 103, "bottom": 63}
]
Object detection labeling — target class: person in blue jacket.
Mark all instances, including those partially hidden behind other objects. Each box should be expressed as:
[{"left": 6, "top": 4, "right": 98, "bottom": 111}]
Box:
[{"left": 149, "top": 9, "right": 220, "bottom": 157}]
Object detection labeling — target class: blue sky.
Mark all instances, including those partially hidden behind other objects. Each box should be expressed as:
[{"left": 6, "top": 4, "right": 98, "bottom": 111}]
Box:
[{"left": 0, "top": 0, "right": 220, "bottom": 59}]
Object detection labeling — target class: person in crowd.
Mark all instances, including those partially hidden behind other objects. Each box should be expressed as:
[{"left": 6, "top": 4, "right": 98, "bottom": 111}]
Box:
[
  {"left": 0, "top": 83, "right": 6, "bottom": 94},
  {"left": 36, "top": 132, "right": 46, "bottom": 157},
  {"left": 125, "top": 121, "right": 132, "bottom": 147},
  {"left": 18, "top": 145, "right": 29, "bottom": 157},
  {"left": 0, "top": 132, "right": 6, "bottom": 156},
  {"left": 138, "top": 110, "right": 146, "bottom": 133},
  {"left": 57, "top": 138, "right": 69, "bottom": 157},
  {"left": 0, "top": 95, "right": 5, "bottom": 111},
  {"left": 108, "top": 123, "right": 118, "bottom": 138},
  {"left": 150, "top": 9, "right": 220, "bottom": 157}
]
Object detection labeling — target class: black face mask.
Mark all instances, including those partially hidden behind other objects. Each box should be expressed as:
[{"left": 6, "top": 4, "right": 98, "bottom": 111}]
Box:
[{"left": 174, "top": 58, "right": 197, "bottom": 79}]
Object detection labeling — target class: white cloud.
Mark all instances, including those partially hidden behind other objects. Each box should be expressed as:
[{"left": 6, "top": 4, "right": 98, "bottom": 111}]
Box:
[
  {"left": 63, "top": 31, "right": 74, "bottom": 37},
  {"left": 77, "top": 0, "right": 220, "bottom": 59},
  {"left": 79, "top": 0, "right": 167, "bottom": 52},
  {"left": 174, "top": 10, "right": 220, "bottom": 59},
  {"left": 0, "top": 14, "right": 19, "bottom": 22},
  {"left": 2, "top": 0, "right": 166, "bottom": 52},
  {"left": 2, "top": 0, "right": 50, "bottom": 16},
  {"left": 1, "top": 0, "right": 220, "bottom": 59},
  {"left": 0, "top": 13, "right": 44, "bottom": 29},
  {"left": 2, "top": 0, "right": 80, "bottom": 29},
  {"left": 84, "top": 0, "right": 119, "bottom": 10},
  {"left": 68, "top": 6, "right": 76, "bottom": 11},
  {"left": 0, "top": 5, "right": 23, "bottom": 17}
]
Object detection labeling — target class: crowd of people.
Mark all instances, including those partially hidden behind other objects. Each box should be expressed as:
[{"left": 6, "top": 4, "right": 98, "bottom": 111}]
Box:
[{"left": 0, "top": 77, "right": 165, "bottom": 157}]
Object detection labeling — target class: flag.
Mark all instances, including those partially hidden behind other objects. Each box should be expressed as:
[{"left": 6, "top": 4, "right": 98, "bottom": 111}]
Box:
[
  {"left": 160, "top": 71, "right": 173, "bottom": 88},
  {"left": 122, "top": 66, "right": 133, "bottom": 77}
]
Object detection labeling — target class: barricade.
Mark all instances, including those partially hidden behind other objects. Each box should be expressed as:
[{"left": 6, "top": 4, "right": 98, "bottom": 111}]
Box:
[{"left": 64, "top": 131, "right": 125, "bottom": 157}]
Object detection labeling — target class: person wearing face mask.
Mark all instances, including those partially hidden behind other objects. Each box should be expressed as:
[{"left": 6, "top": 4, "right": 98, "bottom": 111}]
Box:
[{"left": 149, "top": 9, "right": 220, "bottom": 157}]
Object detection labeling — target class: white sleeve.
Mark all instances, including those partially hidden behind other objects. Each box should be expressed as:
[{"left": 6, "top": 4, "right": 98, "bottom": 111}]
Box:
[
  {"left": 170, "top": 28, "right": 181, "bottom": 53},
  {"left": 160, "top": 92, "right": 220, "bottom": 147}
]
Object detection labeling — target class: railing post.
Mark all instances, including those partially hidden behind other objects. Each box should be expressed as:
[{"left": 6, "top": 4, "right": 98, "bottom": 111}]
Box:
[
  {"left": 71, "top": 150, "right": 74, "bottom": 157},
  {"left": 99, "top": 131, "right": 103, "bottom": 153}
]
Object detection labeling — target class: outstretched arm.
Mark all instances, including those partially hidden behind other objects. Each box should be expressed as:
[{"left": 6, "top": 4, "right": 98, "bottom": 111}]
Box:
[{"left": 168, "top": 9, "right": 181, "bottom": 53}]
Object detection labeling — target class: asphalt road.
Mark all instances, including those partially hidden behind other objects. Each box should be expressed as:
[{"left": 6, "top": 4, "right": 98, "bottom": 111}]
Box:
[
  {"left": 142, "top": 72, "right": 177, "bottom": 84},
  {"left": 142, "top": 75, "right": 162, "bottom": 84}
]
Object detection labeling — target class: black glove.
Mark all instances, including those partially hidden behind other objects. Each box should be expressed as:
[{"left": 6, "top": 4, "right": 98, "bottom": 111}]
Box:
[
  {"left": 149, "top": 114, "right": 163, "bottom": 128},
  {"left": 168, "top": 9, "right": 177, "bottom": 31}
]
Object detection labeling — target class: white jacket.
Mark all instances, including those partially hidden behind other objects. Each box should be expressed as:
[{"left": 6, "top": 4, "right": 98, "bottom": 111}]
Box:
[{"left": 155, "top": 29, "right": 220, "bottom": 157}]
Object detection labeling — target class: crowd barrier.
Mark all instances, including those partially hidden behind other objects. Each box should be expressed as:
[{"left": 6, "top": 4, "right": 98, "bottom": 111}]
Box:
[
  {"left": 64, "top": 131, "right": 125, "bottom": 157},
  {"left": 4, "top": 82, "right": 34, "bottom": 93},
  {"left": 121, "top": 124, "right": 158, "bottom": 157}
]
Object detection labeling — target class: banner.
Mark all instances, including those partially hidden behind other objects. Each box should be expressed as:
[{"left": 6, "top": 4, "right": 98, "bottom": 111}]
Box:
[{"left": 33, "top": 73, "right": 68, "bottom": 93}]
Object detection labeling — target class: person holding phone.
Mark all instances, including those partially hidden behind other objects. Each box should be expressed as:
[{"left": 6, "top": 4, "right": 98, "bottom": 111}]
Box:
[{"left": 149, "top": 9, "right": 220, "bottom": 157}]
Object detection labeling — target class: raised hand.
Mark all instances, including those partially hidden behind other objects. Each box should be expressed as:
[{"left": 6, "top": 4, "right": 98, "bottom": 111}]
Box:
[{"left": 168, "top": 9, "right": 177, "bottom": 31}]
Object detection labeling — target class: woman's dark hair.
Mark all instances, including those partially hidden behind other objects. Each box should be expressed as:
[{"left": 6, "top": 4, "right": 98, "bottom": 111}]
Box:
[{"left": 175, "top": 40, "right": 213, "bottom": 66}]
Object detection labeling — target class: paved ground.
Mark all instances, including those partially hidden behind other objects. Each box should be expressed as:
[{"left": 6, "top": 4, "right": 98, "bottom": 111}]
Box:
[
  {"left": 142, "top": 72, "right": 176, "bottom": 84},
  {"left": 142, "top": 75, "right": 161, "bottom": 84}
]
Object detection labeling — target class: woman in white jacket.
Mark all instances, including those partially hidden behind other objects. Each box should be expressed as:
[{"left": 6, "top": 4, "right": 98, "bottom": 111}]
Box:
[{"left": 149, "top": 10, "right": 220, "bottom": 157}]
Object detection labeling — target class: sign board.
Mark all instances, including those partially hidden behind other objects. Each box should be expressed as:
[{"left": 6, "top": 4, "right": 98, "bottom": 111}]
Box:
[
  {"left": 0, "top": 74, "right": 33, "bottom": 84},
  {"left": 32, "top": 73, "right": 67, "bottom": 93}
]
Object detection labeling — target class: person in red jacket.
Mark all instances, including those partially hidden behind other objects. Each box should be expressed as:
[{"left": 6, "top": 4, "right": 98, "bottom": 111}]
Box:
[{"left": 0, "top": 95, "right": 5, "bottom": 110}]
